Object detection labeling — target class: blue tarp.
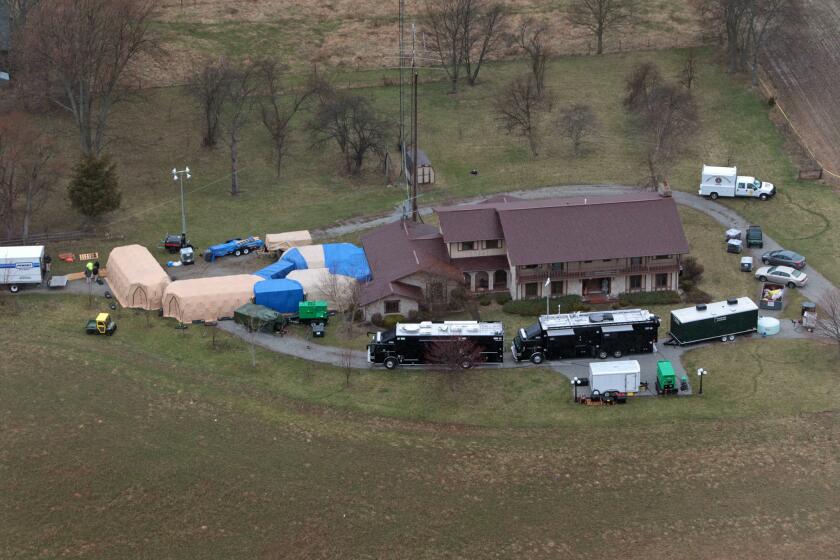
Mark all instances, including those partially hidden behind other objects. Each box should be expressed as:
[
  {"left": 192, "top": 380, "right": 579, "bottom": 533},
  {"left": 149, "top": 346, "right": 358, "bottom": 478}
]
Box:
[
  {"left": 254, "top": 259, "right": 295, "bottom": 280},
  {"left": 323, "top": 243, "right": 371, "bottom": 281},
  {"left": 254, "top": 279, "right": 304, "bottom": 313},
  {"left": 280, "top": 247, "right": 308, "bottom": 270}
]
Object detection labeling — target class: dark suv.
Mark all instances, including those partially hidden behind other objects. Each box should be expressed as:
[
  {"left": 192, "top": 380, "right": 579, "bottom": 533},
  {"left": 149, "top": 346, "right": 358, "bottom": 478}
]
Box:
[
  {"left": 761, "top": 249, "right": 806, "bottom": 269},
  {"left": 746, "top": 225, "right": 763, "bottom": 249}
]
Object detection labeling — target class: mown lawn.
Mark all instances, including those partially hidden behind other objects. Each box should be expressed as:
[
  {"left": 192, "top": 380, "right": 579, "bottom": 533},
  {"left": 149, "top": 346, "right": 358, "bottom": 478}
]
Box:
[
  {"left": 2, "top": 292, "right": 838, "bottom": 558},
  {"left": 32, "top": 47, "right": 840, "bottom": 288}
]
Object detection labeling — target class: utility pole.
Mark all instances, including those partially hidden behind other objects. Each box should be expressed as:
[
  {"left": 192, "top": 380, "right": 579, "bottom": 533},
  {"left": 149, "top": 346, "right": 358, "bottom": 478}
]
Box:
[
  {"left": 172, "top": 166, "right": 192, "bottom": 237},
  {"left": 412, "top": 70, "right": 419, "bottom": 222}
]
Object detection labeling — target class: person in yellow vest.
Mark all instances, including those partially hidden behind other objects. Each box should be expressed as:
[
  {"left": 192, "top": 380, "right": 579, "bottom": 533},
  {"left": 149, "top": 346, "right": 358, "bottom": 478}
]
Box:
[{"left": 85, "top": 261, "right": 94, "bottom": 284}]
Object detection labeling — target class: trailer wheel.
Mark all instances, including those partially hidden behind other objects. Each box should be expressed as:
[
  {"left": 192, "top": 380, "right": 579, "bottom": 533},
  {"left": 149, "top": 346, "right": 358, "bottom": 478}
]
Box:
[
  {"left": 530, "top": 352, "right": 544, "bottom": 365},
  {"left": 760, "top": 193, "right": 768, "bottom": 201},
  {"left": 243, "top": 248, "right": 250, "bottom": 255},
  {"left": 727, "top": 334, "right": 735, "bottom": 341},
  {"left": 709, "top": 192, "right": 719, "bottom": 200},
  {"left": 383, "top": 357, "right": 399, "bottom": 370},
  {"left": 597, "top": 350, "right": 608, "bottom": 359},
  {"left": 758, "top": 275, "right": 767, "bottom": 282},
  {"left": 721, "top": 335, "right": 728, "bottom": 342},
  {"left": 8, "top": 284, "right": 19, "bottom": 293},
  {"left": 612, "top": 350, "right": 623, "bottom": 358},
  {"left": 459, "top": 358, "right": 473, "bottom": 370},
  {"left": 787, "top": 282, "right": 797, "bottom": 289},
  {"left": 234, "top": 249, "right": 242, "bottom": 257}
]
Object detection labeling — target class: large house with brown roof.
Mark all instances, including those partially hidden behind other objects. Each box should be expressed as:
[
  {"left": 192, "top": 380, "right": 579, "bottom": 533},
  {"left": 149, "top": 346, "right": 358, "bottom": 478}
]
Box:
[{"left": 359, "top": 192, "right": 689, "bottom": 318}]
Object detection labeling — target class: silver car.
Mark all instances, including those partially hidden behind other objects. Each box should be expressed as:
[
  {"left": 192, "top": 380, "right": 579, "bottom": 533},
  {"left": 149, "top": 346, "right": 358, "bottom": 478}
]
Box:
[{"left": 755, "top": 265, "right": 808, "bottom": 288}]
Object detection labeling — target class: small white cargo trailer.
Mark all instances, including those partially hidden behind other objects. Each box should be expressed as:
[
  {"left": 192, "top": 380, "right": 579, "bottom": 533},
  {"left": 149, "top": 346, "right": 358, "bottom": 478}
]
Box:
[
  {"left": 588, "top": 360, "right": 642, "bottom": 394},
  {"left": 699, "top": 165, "right": 775, "bottom": 200},
  {"left": 0, "top": 245, "right": 45, "bottom": 293}
]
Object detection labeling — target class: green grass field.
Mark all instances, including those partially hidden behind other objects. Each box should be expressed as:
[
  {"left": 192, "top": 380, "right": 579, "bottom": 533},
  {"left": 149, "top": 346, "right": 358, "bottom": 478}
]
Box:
[
  {"left": 2, "top": 293, "right": 838, "bottom": 558},
  {"left": 32, "top": 47, "right": 840, "bottom": 288}
]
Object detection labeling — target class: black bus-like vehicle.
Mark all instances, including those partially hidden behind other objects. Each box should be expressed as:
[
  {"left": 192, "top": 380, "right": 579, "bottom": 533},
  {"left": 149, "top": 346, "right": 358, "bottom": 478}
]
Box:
[
  {"left": 511, "top": 309, "right": 660, "bottom": 364},
  {"left": 367, "top": 321, "right": 505, "bottom": 370}
]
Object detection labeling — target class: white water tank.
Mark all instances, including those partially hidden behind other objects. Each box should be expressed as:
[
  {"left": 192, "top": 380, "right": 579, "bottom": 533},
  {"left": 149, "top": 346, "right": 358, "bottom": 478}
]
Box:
[{"left": 757, "top": 316, "right": 780, "bottom": 336}]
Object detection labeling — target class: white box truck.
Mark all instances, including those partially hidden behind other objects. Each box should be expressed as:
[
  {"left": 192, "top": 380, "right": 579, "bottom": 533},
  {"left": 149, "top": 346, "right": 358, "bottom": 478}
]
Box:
[
  {"left": 0, "top": 245, "right": 45, "bottom": 293},
  {"left": 588, "top": 360, "right": 641, "bottom": 395},
  {"left": 699, "top": 165, "right": 775, "bottom": 200}
]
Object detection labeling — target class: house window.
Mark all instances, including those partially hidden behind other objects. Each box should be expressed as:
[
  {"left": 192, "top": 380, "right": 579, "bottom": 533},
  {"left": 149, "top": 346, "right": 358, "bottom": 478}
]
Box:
[
  {"left": 384, "top": 300, "right": 400, "bottom": 314},
  {"left": 460, "top": 241, "right": 475, "bottom": 251},
  {"left": 654, "top": 254, "right": 670, "bottom": 260},
  {"left": 655, "top": 273, "right": 669, "bottom": 289},
  {"left": 630, "top": 257, "right": 643, "bottom": 266},
  {"left": 525, "top": 283, "right": 539, "bottom": 298},
  {"left": 629, "top": 275, "right": 643, "bottom": 291},
  {"left": 602, "top": 259, "right": 611, "bottom": 262},
  {"left": 584, "top": 260, "right": 593, "bottom": 264},
  {"left": 550, "top": 262, "right": 564, "bottom": 271},
  {"left": 550, "top": 281, "right": 563, "bottom": 295},
  {"left": 522, "top": 264, "right": 538, "bottom": 270},
  {"left": 485, "top": 239, "right": 500, "bottom": 249}
]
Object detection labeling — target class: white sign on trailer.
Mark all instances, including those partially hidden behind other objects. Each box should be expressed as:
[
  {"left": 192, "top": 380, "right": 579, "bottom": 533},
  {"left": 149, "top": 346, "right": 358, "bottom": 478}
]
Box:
[{"left": 588, "top": 360, "right": 642, "bottom": 394}]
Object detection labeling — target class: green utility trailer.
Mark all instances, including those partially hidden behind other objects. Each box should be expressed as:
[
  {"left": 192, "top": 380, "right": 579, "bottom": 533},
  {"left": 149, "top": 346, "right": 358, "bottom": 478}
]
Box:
[
  {"left": 656, "top": 360, "right": 678, "bottom": 395},
  {"left": 666, "top": 297, "right": 758, "bottom": 346},
  {"left": 298, "top": 300, "right": 328, "bottom": 324}
]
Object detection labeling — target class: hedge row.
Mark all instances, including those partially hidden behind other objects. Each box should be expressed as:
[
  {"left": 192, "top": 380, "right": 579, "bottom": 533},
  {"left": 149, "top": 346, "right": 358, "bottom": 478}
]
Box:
[
  {"left": 502, "top": 295, "right": 588, "bottom": 316},
  {"left": 618, "top": 290, "right": 681, "bottom": 306}
]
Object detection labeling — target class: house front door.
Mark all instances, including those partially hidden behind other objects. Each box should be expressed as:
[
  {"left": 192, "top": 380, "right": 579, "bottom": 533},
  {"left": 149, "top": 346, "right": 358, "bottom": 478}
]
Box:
[{"left": 582, "top": 277, "right": 610, "bottom": 295}]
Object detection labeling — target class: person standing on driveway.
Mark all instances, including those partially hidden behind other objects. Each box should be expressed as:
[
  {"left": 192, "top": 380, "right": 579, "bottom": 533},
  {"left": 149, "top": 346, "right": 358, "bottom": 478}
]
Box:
[
  {"left": 92, "top": 261, "right": 100, "bottom": 283},
  {"left": 85, "top": 261, "right": 93, "bottom": 284}
]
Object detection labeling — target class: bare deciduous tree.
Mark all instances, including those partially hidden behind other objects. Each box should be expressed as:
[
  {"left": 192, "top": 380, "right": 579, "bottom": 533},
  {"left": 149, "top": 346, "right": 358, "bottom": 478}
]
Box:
[
  {"left": 815, "top": 290, "right": 840, "bottom": 355},
  {"left": 558, "top": 104, "right": 598, "bottom": 156},
  {"left": 680, "top": 48, "right": 698, "bottom": 90},
  {"left": 220, "top": 63, "right": 259, "bottom": 196},
  {"left": 516, "top": 18, "right": 551, "bottom": 94},
  {"left": 494, "top": 74, "right": 550, "bottom": 157},
  {"left": 623, "top": 61, "right": 662, "bottom": 112},
  {"left": 310, "top": 89, "right": 388, "bottom": 176},
  {"left": 567, "top": 0, "right": 637, "bottom": 55},
  {"left": 255, "top": 59, "right": 318, "bottom": 177},
  {"left": 424, "top": 338, "right": 483, "bottom": 392},
  {"left": 19, "top": 0, "right": 158, "bottom": 156},
  {"left": 339, "top": 347, "right": 355, "bottom": 388},
  {"left": 424, "top": 0, "right": 466, "bottom": 93},
  {"left": 462, "top": 0, "right": 508, "bottom": 86},
  {"left": 190, "top": 59, "right": 232, "bottom": 148}
]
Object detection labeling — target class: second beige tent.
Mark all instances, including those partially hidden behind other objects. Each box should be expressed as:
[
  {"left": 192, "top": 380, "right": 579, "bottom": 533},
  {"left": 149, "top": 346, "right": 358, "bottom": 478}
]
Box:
[{"left": 162, "top": 275, "right": 261, "bottom": 323}]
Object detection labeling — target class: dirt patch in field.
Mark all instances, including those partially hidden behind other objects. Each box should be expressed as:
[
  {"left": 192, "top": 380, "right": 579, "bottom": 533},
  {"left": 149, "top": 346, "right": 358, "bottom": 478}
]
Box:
[
  {"left": 762, "top": 0, "right": 840, "bottom": 183},
  {"left": 149, "top": 0, "right": 705, "bottom": 83}
]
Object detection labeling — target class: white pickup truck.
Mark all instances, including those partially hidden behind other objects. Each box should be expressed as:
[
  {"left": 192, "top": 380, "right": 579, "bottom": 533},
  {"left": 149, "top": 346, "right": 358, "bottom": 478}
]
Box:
[{"left": 699, "top": 165, "right": 776, "bottom": 200}]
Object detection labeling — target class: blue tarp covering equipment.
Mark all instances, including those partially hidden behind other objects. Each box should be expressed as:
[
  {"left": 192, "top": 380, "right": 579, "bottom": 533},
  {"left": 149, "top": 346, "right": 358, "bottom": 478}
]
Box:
[
  {"left": 323, "top": 243, "right": 371, "bottom": 281},
  {"left": 253, "top": 279, "right": 304, "bottom": 313},
  {"left": 279, "top": 247, "right": 308, "bottom": 270},
  {"left": 254, "top": 259, "right": 295, "bottom": 280}
]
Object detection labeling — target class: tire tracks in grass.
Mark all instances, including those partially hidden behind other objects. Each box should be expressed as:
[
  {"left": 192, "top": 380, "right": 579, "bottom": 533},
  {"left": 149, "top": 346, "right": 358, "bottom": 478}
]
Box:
[{"left": 775, "top": 190, "right": 832, "bottom": 241}]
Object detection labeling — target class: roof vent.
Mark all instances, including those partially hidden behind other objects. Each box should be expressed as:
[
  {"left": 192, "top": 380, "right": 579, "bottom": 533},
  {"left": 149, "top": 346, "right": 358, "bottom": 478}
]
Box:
[
  {"left": 695, "top": 304, "right": 707, "bottom": 311},
  {"left": 727, "top": 298, "right": 738, "bottom": 305},
  {"left": 589, "top": 313, "right": 614, "bottom": 323}
]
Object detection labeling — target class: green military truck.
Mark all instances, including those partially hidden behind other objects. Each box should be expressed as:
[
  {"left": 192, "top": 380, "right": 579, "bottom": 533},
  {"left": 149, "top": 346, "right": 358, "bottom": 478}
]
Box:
[
  {"left": 656, "top": 360, "right": 679, "bottom": 395},
  {"left": 666, "top": 297, "right": 759, "bottom": 345}
]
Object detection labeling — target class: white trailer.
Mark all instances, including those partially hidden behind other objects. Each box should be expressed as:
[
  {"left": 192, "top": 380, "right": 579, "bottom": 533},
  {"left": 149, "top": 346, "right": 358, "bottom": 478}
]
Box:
[
  {"left": 0, "top": 245, "right": 45, "bottom": 293},
  {"left": 699, "top": 165, "right": 775, "bottom": 200},
  {"left": 588, "top": 360, "right": 641, "bottom": 394}
]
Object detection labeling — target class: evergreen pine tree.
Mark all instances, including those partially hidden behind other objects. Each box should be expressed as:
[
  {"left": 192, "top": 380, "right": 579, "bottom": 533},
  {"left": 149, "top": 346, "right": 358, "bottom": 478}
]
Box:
[{"left": 67, "top": 154, "right": 122, "bottom": 220}]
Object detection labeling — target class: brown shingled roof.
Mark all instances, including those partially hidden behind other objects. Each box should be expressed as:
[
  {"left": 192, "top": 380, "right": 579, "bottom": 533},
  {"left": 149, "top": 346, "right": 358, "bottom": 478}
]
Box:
[
  {"left": 359, "top": 219, "right": 464, "bottom": 306},
  {"left": 436, "top": 193, "right": 688, "bottom": 266}
]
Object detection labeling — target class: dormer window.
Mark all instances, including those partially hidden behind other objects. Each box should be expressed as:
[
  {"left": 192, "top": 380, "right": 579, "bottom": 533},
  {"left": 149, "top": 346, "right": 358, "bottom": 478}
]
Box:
[
  {"left": 460, "top": 241, "right": 475, "bottom": 251},
  {"left": 485, "top": 239, "right": 500, "bottom": 249}
]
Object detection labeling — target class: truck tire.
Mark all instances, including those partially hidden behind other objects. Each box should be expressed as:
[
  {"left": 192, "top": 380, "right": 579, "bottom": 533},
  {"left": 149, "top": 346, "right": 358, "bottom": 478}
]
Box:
[
  {"left": 459, "top": 358, "right": 473, "bottom": 369},
  {"left": 612, "top": 350, "right": 623, "bottom": 358},
  {"left": 243, "top": 248, "right": 250, "bottom": 255},
  {"left": 709, "top": 192, "right": 719, "bottom": 200},
  {"left": 787, "top": 281, "right": 797, "bottom": 289},
  {"left": 383, "top": 357, "right": 399, "bottom": 370},
  {"left": 530, "top": 352, "right": 544, "bottom": 365},
  {"left": 759, "top": 193, "right": 768, "bottom": 201},
  {"left": 727, "top": 334, "right": 735, "bottom": 341},
  {"left": 9, "top": 284, "right": 19, "bottom": 293},
  {"left": 758, "top": 275, "right": 767, "bottom": 282},
  {"left": 721, "top": 335, "right": 728, "bottom": 342},
  {"left": 597, "top": 350, "right": 608, "bottom": 360},
  {"left": 234, "top": 249, "right": 242, "bottom": 257}
]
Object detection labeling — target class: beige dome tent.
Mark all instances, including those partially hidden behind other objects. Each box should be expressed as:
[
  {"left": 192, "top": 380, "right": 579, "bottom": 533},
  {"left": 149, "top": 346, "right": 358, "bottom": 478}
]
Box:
[
  {"left": 264, "top": 230, "right": 312, "bottom": 252},
  {"left": 106, "top": 244, "right": 171, "bottom": 310},
  {"left": 286, "top": 268, "right": 356, "bottom": 309},
  {"left": 162, "top": 275, "right": 261, "bottom": 323}
]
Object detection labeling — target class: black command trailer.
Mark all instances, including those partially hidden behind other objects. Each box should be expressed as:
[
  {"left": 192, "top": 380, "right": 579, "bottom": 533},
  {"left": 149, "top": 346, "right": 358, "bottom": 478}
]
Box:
[
  {"left": 511, "top": 309, "right": 660, "bottom": 364},
  {"left": 666, "top": 297, "right": 758, "bottom": 345},
  {"left": 367, "top": 321, "right": 505, "bottom": 370}
]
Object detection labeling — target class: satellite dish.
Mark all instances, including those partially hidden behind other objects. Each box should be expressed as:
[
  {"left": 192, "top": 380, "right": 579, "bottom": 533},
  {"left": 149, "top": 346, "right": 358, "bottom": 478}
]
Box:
[
  {"left": 186, "top": 173, "right": 191, "bottom": 179},
  {"left": 185, "top": 166, "right": 190, "bottom": 173}
]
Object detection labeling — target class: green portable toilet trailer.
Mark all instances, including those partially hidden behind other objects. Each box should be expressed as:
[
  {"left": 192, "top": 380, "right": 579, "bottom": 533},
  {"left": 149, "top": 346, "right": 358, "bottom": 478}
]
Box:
[
  {"left": 298, "top": 300, "right": 329, "bottom": 323},
  {"left": 656, "top": 360, "right": 678, "bottom": 395},
  {"left": 668, "top": 297, "right": 759, "bottom": 345}
]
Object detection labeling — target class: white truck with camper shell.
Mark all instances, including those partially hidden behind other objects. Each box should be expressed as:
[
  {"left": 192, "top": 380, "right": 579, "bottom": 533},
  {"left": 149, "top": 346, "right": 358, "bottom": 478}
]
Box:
[
  {"left": 0, "top": 245, "right": 45, "bottom": 293},
  {"left": 699, "top": 165, "right": 775, "bottom": 200}
]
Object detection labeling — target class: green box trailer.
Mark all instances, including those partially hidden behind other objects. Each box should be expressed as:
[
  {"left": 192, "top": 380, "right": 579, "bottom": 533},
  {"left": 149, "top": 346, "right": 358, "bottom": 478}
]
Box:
[
  {"left": 667, "top": 297, "right": 758, "bottom": 345},
  {"left": 298, "top": 300, "right": 328, "bottom": 323}
]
